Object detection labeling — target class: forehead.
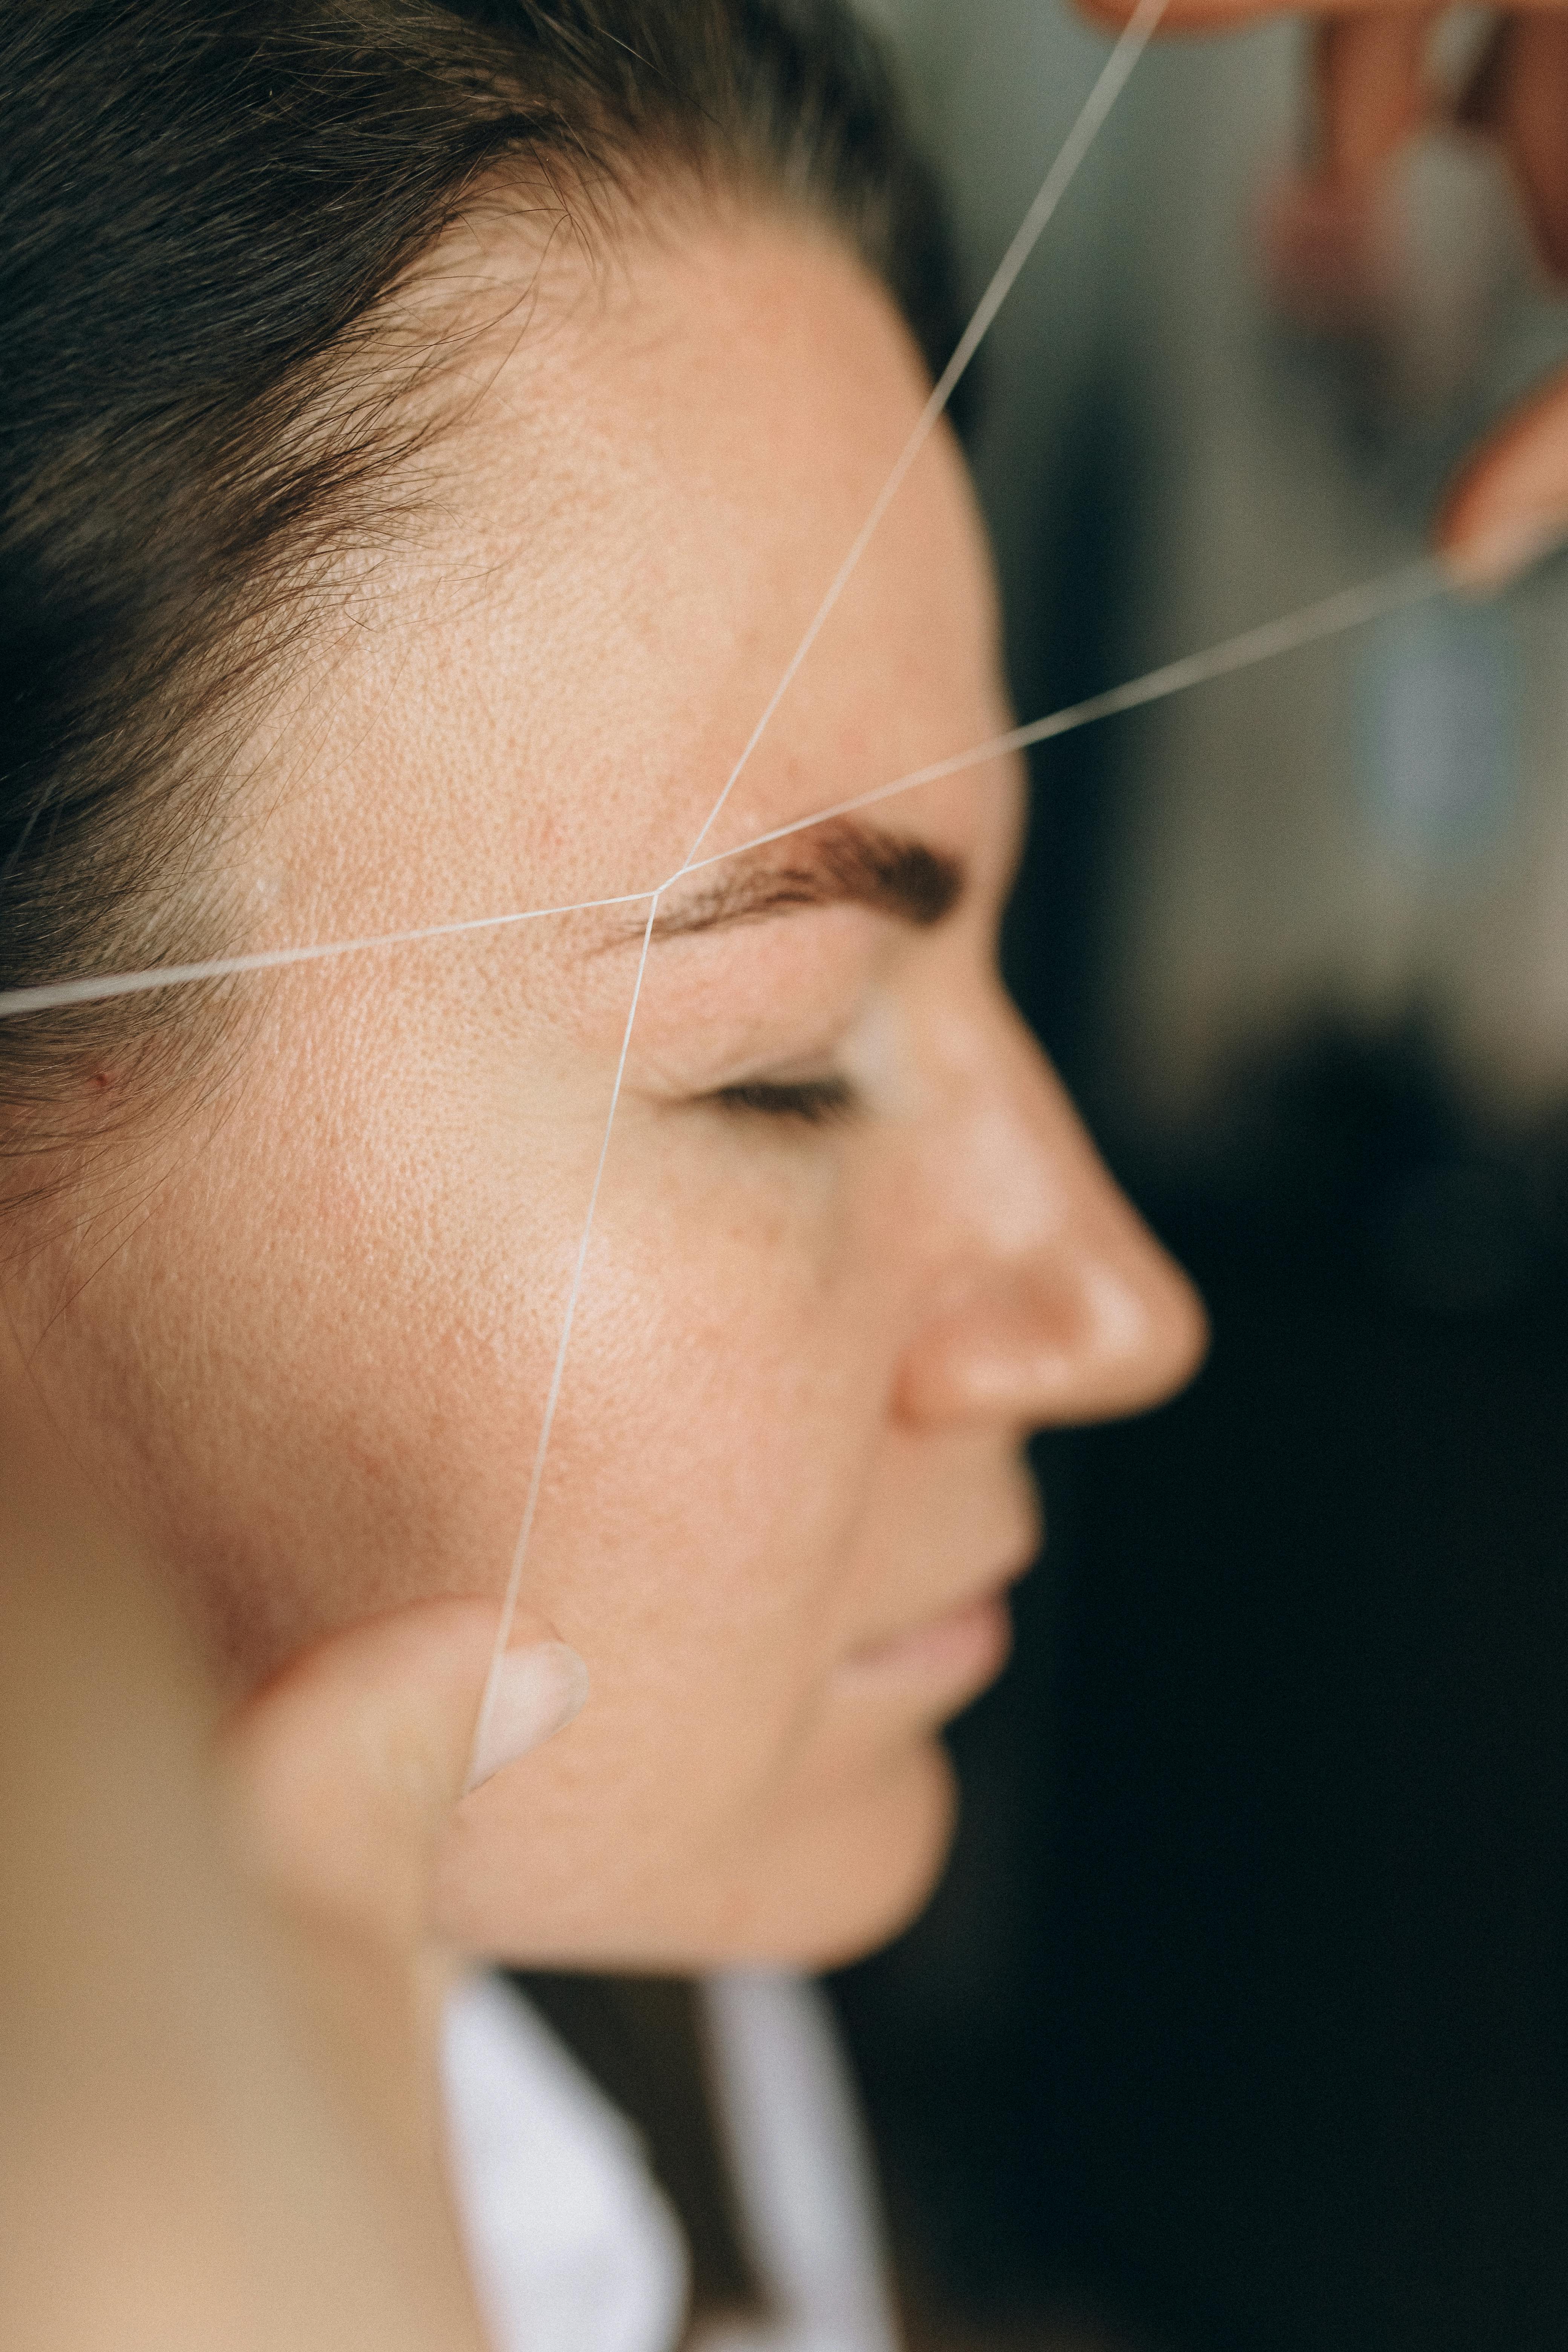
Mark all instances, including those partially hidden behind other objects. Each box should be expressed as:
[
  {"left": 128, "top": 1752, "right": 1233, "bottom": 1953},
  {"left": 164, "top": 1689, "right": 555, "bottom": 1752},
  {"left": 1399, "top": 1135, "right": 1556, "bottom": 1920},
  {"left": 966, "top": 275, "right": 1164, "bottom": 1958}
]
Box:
[{"left": 271, "top": 210, "right": 1005, "bottom": 937}]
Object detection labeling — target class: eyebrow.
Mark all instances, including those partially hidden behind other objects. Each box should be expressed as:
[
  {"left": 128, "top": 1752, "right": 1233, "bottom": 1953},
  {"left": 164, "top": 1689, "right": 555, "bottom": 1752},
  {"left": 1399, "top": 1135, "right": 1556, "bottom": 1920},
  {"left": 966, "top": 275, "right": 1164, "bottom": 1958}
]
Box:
[{"left": 648, "top": 817, "right": 965, "bottom": 943}]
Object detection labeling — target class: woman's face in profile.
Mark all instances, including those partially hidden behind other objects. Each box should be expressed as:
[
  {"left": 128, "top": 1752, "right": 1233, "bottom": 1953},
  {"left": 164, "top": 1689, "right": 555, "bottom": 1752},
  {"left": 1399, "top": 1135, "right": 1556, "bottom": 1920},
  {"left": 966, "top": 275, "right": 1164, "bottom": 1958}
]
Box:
[{"left": 23, "top": 210, "right": 1205, "bottom": 1968}]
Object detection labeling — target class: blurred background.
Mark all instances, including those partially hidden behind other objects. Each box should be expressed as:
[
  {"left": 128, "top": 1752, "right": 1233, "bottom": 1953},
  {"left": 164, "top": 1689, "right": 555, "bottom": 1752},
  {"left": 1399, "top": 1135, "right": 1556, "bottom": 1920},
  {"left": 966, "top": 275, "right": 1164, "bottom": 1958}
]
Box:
[{"left": 830, "top": 8, "right": 1568, "bottom": 2349}]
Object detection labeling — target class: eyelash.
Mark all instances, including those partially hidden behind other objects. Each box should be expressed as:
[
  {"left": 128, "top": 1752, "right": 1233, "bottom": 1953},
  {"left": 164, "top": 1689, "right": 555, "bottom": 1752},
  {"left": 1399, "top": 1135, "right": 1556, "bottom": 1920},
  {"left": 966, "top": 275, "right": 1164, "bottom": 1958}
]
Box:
[{"left": 709, "top": 1074, "right": 859, "bottom": 1126}]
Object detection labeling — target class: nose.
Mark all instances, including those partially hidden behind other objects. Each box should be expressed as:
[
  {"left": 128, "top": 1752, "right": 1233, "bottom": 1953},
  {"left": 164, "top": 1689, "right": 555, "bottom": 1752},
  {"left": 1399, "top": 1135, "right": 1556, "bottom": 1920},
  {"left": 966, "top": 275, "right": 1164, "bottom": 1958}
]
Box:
[{"left": 895, "top": 1003, "right": 1208, "bottom": 1431}]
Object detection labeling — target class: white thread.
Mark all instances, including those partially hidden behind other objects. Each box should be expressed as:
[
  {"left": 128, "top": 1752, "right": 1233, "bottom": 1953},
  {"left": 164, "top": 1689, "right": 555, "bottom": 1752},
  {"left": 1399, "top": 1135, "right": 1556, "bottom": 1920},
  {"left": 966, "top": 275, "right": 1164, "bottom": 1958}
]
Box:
[
  {"left": 0, "top": 551, "right": 1460, "bottom": 1024},
  {"left": 3, "top": 561, "right": 1451, "bottom": 1765},
  {"left": 462, "top": 3, "right": 1172, "bottom": 1759},
  {"left": 681, "top": 553, "right": 1450, "bottom": 870},
  {"left": 0, "top": 13, "right": 1481, "bottom": 1809},
  {"left": 676, "top": 0, "right": 1171, "bottom": 869},
  {"left": 466, "top": 893, "right": 660, "bottom": 1787},
  {"left": 0, "top": 887, "right": 655, "bottom": 1021}
]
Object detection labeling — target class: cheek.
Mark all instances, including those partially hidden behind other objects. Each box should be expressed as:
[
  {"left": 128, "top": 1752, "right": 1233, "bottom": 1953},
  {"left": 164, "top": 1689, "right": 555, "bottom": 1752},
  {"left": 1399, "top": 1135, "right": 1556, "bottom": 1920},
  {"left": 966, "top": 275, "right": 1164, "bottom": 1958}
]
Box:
[
  {"left": 31, "top": 964, "right": 621, "bottom": 1683},
  {"left": 523, "top": 1177, "right": 893, "bottom": 1715},
  {"left": 463, "top": 1144, "right": 906, "bottom": 1859}
]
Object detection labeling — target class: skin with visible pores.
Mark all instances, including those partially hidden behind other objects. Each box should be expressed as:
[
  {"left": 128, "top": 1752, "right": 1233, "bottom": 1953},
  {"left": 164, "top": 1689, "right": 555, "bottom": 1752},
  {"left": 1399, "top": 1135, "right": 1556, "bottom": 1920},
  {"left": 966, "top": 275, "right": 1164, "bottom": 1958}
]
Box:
[{"left": 5, "top": 213, "right": 1205, "bottom": 1972}]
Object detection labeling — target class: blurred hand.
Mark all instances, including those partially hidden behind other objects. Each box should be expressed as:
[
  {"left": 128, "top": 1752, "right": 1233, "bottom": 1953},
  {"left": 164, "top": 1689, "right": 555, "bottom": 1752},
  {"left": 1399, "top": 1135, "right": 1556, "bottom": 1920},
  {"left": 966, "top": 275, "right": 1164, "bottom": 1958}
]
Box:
[
  {"left": 1080, "top": 0, "right": 1568, "bottom": 579},
  {"left": 0, "top": 1368, "right": 583, "bottom": 2351}
]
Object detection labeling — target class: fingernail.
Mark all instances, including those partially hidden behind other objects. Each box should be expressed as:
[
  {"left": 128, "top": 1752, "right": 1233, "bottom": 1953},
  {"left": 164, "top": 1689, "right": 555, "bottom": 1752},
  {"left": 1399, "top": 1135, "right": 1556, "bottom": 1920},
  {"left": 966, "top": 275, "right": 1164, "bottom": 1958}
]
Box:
[{"left": 466, "top": 1641, "right": 589, "bottom": 1793}]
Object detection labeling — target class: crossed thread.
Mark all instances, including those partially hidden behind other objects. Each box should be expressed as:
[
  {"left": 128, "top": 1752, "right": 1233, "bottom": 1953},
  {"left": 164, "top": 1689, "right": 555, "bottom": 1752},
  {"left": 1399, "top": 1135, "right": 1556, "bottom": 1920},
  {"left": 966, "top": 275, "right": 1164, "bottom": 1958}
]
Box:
[{"left": 0, "top": 2, "right": 1524, "bottom": 1778}]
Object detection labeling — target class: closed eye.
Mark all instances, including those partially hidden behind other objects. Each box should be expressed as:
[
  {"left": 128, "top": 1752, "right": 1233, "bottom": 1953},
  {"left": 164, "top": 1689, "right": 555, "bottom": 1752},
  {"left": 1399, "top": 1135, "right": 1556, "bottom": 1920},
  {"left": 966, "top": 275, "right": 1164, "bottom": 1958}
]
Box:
[{"left": 709, "top": 1074, "right": 859, "bottom": 1125}]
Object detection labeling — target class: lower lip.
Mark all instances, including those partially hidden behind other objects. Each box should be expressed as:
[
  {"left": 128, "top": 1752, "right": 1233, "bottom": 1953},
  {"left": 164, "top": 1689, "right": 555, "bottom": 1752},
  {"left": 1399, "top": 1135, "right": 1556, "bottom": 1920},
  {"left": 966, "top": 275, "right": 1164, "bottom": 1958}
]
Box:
[{"left": 835, "top": 1590, "right": 1014, "bottom": 1703}]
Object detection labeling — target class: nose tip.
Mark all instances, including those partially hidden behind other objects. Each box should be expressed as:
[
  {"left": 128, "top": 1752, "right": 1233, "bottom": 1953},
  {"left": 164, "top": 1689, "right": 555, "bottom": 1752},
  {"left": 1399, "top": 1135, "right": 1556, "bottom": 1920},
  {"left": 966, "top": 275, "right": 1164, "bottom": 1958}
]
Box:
[
  {"left": 900, "top": 1231, "right": 1207, "bottom": 1430},
  {"left": 1089, "top": 1231, "right": 1210, "bottom": 1419},
  {"left": 1048, "top": 1192, "right": 1211, "bottom": 1423}
]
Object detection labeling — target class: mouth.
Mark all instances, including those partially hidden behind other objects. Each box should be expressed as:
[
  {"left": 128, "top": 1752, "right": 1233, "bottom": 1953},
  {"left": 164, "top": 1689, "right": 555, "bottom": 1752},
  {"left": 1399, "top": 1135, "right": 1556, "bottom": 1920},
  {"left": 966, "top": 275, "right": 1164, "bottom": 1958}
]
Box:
[{"left": 832, "top": 1563, "right": 1026, "bottom": 1707}]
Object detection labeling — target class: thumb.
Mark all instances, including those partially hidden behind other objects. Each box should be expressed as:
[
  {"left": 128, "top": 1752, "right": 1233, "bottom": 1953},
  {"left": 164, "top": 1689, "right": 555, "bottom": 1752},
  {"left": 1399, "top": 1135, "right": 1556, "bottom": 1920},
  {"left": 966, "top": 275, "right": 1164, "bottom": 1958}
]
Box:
[
  {"left": 221, "top": 1600, "right": 587, "bottom": 1948},
  {"left": 1439, "top": 362, "right": 1568, "bottom": 588}
]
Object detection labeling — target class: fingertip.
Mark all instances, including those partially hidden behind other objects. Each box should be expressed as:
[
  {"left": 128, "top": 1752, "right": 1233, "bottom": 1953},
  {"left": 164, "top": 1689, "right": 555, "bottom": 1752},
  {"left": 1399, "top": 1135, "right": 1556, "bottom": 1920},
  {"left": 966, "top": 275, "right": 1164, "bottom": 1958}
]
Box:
[
  {"left": 1438, "top": 472, "right": 1568, "bottom": 597},
  {"left": 1436, "top": 372, "right": 1568, "bottom": 593},
  {"left": 1438, "top": 510, "right": 1565, "bottom": 597},
  {"left": 464, "top": 1640, "right": 588, "bottom": 1795}
]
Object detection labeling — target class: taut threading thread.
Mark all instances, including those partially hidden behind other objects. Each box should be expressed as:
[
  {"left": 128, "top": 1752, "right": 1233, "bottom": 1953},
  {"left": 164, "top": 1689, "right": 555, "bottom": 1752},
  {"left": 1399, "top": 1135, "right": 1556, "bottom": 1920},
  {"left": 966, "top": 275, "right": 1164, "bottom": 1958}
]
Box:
[
  {"left": 466, "top": 893, "right": 661, "bottom": 1785},
  {"left": 0, "top": 14, "right": 1534, "bottom": 1779},
  {"left": 677, "top": 0, "right": 1171, "bottom": 869},
  {"left": 678, "top": 553, "right": 1450, "bottom": 873},
  {"left": 0, "top": 888, "right": 657, "bottom": 1021},
  {"left": 468, "top": 0, "right": 1174, "bottom": 1738},
  {"left": 0, "top": 549, "right": 1468, "bottom": 1027}
]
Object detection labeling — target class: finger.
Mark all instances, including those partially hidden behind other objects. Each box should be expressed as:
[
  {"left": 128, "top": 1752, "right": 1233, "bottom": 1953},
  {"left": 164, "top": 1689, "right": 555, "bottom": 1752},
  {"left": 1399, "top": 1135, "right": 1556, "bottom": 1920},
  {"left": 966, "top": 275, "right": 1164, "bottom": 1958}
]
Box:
[
  {"left": 222, "top": 1598, "right": 586, "bottom": 1947},
  {"left": 1457, "top": 17, "right": 1568, "bottom": 276},
  {"left": 1073, "top": 0, "right": 1419, "bottom": 29},
  {"left": 1076, "top": 0, "right": 1568, "bottom": 28},
  {"left": 1438, "top": 363, "right": 1568, "bottom": 584},
  {"left": 1257, "top": 12, "right": 1431, "bottom": 324},
  {"left": 1312, "top": 11, "right": 1434, "bottom": 193},
  {"left": 1455, "top": 14, "right": 1512, "bottom": 128}
]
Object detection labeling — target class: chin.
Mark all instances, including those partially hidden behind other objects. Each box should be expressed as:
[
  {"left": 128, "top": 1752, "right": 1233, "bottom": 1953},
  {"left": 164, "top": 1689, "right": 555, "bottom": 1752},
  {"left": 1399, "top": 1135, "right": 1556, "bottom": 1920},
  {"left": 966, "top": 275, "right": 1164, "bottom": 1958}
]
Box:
[
  {"left": 440, "top": 1734, "right": 958, "bottom": 1975},
  {"left": 701, "top": 1735, "right": 960, "bottom": 1972}
]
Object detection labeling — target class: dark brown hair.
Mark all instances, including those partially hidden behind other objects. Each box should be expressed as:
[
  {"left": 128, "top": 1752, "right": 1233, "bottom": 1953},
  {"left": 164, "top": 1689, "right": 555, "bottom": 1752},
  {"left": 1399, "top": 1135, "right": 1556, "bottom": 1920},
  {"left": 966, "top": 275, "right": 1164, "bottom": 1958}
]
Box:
[{"left": 0, "top": 0, "right": 964, "bottom": 1140}]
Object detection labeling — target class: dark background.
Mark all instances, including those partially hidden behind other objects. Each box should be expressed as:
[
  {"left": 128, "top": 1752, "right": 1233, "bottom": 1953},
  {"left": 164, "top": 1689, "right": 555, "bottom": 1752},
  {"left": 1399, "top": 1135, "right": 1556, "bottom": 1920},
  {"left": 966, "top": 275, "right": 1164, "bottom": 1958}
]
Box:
[{"left": 829, "top": 346, "right": 1568, "bottom": 2352}]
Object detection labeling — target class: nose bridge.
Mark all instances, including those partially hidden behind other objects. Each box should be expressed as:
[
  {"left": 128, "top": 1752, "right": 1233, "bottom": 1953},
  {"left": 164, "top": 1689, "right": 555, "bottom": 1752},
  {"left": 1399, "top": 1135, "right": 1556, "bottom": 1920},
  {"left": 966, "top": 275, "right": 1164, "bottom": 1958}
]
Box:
[
  {"left": 905, "top": 994, "right": 1207, "bottom": 1429},
  {"left": 946, "top": 993, "right": 1120, "bottom": 1257}
]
